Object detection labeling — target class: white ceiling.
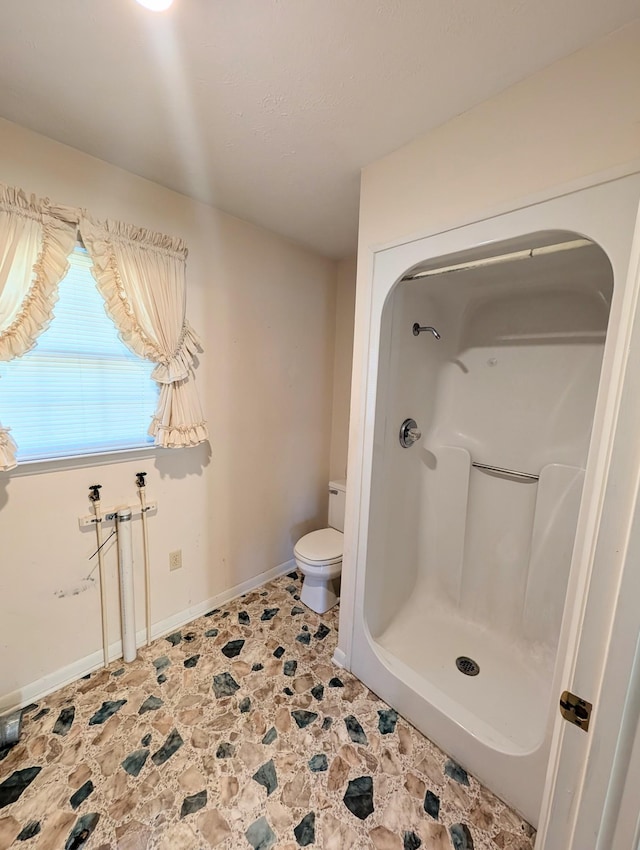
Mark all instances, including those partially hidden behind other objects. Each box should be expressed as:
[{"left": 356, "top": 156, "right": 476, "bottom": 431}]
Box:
[{"left": 0, "top": 1, "right": 638, "bottom": 258}]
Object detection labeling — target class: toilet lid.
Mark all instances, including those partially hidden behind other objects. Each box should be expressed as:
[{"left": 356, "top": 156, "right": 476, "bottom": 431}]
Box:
[{"left": 295, "top": 528, "right": 343, "bottom": 563}]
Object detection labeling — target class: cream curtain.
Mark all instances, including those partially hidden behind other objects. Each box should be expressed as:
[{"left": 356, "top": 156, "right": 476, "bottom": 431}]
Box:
[
  {"left": 0, "top": 186, "right": 77, "bottom": 470},
  {"left": 79, "top": 216, "right": 207, "bottom": 448}
]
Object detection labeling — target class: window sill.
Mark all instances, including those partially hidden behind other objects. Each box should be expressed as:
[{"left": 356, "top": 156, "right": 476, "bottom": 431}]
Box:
[{"left": 5, "top": 445, "right": 160, "bottom": 477}]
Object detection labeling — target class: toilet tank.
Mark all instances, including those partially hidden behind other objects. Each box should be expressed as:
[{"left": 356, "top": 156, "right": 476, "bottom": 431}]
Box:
[{"left": 328, "top": 479, "right": 347, "bottom": 532}]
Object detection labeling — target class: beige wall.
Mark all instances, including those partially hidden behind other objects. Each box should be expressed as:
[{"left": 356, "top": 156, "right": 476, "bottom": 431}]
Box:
[
  {"left": 359, "top": 21, "right": 640, "bottom": 250},
  {"left": 0, "top": 118, "right": 338, "bottom": 708},
  {"left": 329, "top": 257, "right": 357, "bottom": 480}
]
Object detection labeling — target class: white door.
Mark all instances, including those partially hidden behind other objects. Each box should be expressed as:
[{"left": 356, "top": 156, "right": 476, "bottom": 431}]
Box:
[
  {"left": 610, "top": 681, "right": 640, "bottom": 848},
  {"left": 538, "top": 198, "right": 640, "bottom": 849}
]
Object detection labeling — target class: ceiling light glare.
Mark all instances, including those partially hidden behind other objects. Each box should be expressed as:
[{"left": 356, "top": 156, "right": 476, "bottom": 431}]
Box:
[{"left": 136, "top": 0, "right": 174, "bottom": 11}]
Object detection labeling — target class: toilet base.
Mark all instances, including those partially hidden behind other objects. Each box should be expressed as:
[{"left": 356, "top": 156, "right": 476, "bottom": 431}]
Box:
[{"left": 300, "top": 575, "right": 340, "bottom": 614}]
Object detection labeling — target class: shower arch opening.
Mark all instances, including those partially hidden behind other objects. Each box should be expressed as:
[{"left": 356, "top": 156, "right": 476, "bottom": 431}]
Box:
[{"left": 363, "top": 229, "right": 613, "bottom": 760}]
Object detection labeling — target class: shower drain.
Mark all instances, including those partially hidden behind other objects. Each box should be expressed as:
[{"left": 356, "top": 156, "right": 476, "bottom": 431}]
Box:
[{"left": 456, "top": 656, "right": 480, "bottom": 676}]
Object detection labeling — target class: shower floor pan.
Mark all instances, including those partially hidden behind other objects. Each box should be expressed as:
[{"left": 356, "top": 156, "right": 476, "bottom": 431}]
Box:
[{"left": 374, "top": 592, "right": 554, "bottom": 755}]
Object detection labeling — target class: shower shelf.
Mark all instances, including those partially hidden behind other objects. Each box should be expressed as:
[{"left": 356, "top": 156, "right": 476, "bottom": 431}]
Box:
[{"left": 471, "top": 461, "right": 539, "bottom": 482}]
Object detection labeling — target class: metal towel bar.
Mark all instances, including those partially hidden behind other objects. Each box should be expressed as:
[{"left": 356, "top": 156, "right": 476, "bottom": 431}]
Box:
[{"left": 471, "top": 461, "right": 539, "bottom": 482}]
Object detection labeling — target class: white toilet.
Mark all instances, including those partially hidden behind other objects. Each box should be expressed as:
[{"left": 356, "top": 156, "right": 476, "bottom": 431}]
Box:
[{"left": 294, "top": 479, "right": 346, "bottom": 614}]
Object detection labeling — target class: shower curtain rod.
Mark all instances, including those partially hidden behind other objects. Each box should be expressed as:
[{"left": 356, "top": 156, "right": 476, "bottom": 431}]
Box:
[{"left": 402, "top": 238, "right": 592, "bottom": 281}]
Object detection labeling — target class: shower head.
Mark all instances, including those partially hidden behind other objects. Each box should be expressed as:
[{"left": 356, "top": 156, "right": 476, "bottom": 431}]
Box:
[{"left": 413, "top": 323, "right": 441, "bottom": 339}]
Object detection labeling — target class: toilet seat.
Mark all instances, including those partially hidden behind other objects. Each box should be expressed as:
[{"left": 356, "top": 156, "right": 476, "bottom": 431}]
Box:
[
  {"left": 295, "top": 555, "right": 342, "bottom": 575},
  {"left": 294, "top": 528, "right": 343, "bottom": 564}
]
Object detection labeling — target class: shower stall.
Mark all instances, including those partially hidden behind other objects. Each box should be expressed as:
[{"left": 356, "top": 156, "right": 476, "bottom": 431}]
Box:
[{"left": 344, "top": 176, "right": 640, "bottom": 827}]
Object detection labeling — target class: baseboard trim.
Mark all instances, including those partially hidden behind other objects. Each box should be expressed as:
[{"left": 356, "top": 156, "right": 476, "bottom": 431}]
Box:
[
  {"left": 1, "top": 558, "right": 295, "bottom": 714},
  {"left": 332, "top": 647, "right": 347, "bottom": 669}
]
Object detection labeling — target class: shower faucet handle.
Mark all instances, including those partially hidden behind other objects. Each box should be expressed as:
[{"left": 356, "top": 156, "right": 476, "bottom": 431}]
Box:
[{"left": 399, "top": 419, "right": 421, "bottom": 448}]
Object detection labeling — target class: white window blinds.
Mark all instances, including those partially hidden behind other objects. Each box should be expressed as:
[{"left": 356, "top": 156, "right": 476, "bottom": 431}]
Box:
[{"left": 0, "top": 247, "right": 158, "bottom": 462}]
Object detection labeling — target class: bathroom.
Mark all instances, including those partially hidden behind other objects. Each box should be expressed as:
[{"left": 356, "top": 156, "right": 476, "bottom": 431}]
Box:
[{"left": 1, "top": 4, "right": 640, "bottom": 849}]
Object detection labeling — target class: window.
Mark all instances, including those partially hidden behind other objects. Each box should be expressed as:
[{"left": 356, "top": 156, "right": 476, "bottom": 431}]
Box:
[{"left": 0, "top": 247, "right": 158, "bottom": 462}]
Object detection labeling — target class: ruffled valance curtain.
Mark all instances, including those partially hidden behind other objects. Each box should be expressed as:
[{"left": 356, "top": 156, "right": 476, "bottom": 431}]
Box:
[
  {"left": 79, "top": 216, "right": 207, "bottom": 448},
  {"left": 0, "top": 183, "right": 207, "bottom": 470},
  {"left": 0, "top": 186, "right": 77, "bottom": 470}
]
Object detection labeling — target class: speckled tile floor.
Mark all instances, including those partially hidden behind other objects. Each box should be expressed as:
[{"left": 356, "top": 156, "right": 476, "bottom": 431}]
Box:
[{"left": 0, "top": 572, "right": 536, "bottom": 850}]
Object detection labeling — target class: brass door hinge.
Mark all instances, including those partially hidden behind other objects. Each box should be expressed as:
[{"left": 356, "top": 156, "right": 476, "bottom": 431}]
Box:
[{"left": 560, "top": 690, "right": 592, "bottom": 732}]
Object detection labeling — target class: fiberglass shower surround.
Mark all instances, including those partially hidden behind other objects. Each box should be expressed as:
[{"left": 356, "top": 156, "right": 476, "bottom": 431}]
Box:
[
  {"left": 344, "top": 176, "right": 640, "bottom": 828},
  {"left": 372, "top": 235, "right": 611, "bottom": 747},
  {"left": 371, "top": 235, "right": 611, "bottom": 820}
]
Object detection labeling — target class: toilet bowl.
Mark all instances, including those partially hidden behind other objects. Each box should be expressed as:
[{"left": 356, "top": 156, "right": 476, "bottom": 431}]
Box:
[
  {"left": 295, "top": 528, "right": 343, "bottom": 614},
  {"left": 294, "top": 480, "right": 346, "bottom": 614}
]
